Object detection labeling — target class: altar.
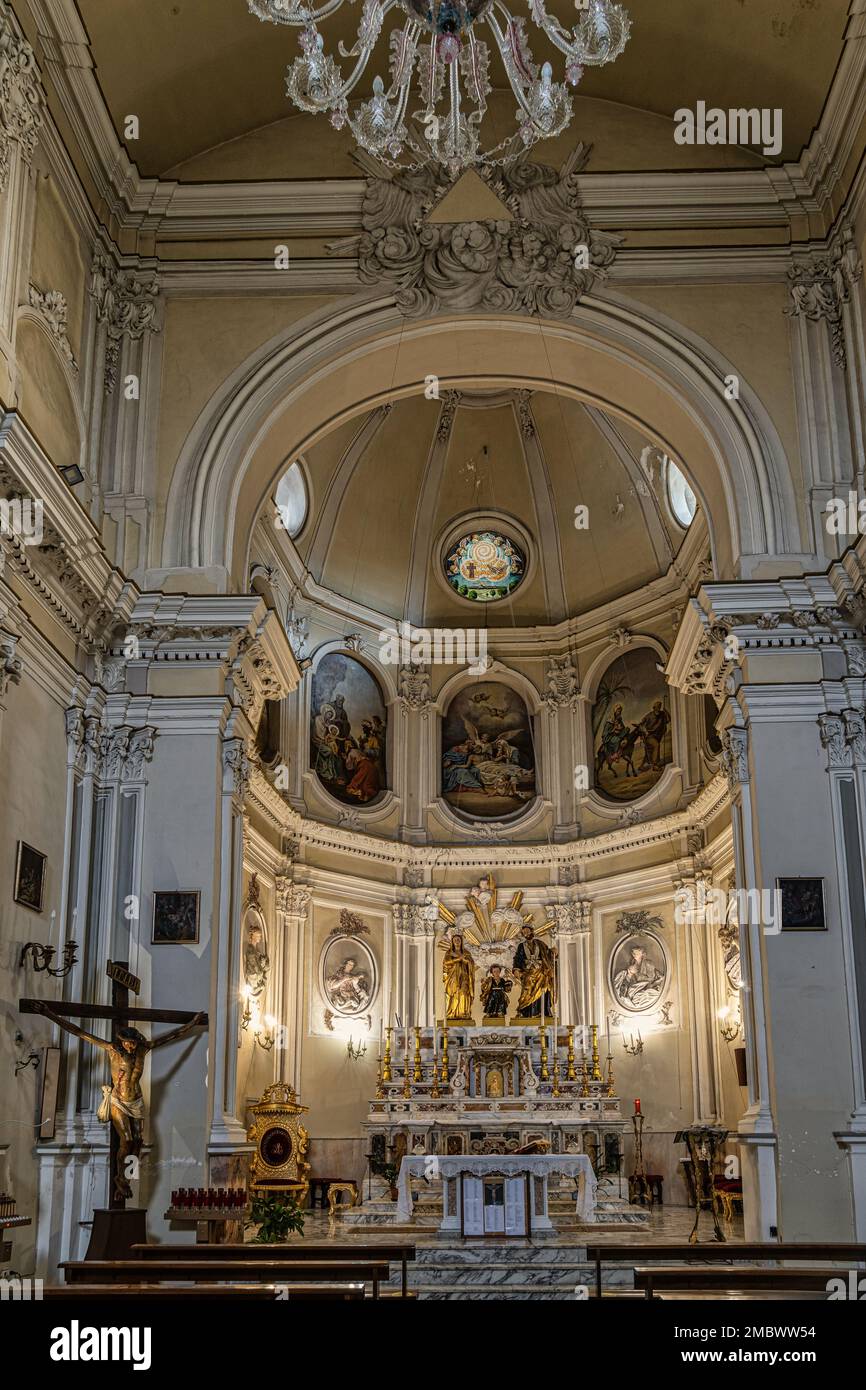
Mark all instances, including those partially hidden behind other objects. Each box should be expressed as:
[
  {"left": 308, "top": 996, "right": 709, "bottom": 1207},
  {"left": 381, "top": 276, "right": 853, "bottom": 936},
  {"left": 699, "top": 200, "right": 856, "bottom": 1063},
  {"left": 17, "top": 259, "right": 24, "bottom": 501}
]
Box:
[
  {"left": 396, "top": 1153, "right": 597, "bottom": 1234},
  {"left": 364, "top": 1024, "right": 626, "bottom": 1174}
]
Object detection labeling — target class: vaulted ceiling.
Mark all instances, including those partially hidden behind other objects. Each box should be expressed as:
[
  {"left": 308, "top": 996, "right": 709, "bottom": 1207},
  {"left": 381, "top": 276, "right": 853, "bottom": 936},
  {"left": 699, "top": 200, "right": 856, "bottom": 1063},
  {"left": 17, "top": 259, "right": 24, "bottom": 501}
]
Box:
[
  {"left": 278, "top": 389, "right": 702, "bottom": 628},
  {"left": 75, "top": 0, "right": 849, "bottom": 177}
]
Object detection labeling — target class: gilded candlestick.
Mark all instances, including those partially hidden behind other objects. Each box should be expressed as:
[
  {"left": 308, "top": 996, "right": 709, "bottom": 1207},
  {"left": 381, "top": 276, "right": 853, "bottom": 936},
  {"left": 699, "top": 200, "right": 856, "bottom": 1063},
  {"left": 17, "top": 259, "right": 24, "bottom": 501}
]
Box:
[
  {"left": 579, "top": 1053, "right": 590, "bottom": 1098},
  {"left": 552, "top": 1053, "right": 561, "bottom": 1097},
  {"left": 430, "top": 1060, "right": 440, "bottom": 1099},
  {"left": 539, "top": 1024, "right": 549, "bottom": 1082},
  {"left": 566, "top": 1025, "right": 577, "bottom": 1082},
  {"left": 383, "top": 1026, "right": 393, "bottom": 1082},
  {"left": 375, "top": 1056, "right": 384, "bottom": 1099},
  {"left": 606, "top": 1053, "right": 616, "bottom": 1098},
  {"left": 403, "top": 1029, "right": 411, "bottom": 1097},
  {"left": 439, "top": 1026, "right": 449, "bottom": 1084},
  {"left": 591, "top": 1024, "right": 602, "bottom": 1081},
  {"left": 413, "top": 1025, "right": 423, "bottom": 1082}
]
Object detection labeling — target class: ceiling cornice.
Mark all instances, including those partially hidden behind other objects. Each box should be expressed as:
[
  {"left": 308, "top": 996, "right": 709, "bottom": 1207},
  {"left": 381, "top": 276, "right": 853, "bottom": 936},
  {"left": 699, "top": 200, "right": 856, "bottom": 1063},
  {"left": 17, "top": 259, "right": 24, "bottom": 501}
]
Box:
[{"left": 21, "top": 0, "right": 866, "bottom": 251}]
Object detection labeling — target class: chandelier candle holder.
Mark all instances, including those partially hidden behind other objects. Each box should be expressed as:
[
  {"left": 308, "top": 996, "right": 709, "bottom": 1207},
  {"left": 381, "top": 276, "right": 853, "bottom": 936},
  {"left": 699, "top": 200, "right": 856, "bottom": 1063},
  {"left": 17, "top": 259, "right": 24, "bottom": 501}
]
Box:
[{"left": 246, "top": 0, "right": 631, "bottom": 174}]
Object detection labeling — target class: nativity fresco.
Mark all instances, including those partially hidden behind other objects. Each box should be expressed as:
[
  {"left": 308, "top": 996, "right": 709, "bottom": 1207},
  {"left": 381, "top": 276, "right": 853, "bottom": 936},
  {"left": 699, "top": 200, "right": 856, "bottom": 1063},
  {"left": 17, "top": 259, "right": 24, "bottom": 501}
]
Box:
[
  {"left": 592, "top": 646, "right": 673, "bottom": 803},
  {"left": 441, "top": 682, "right": 536, "bottom": 818},
  {"left": 310, "top": 651, "right": 387, "bottom": 806}
]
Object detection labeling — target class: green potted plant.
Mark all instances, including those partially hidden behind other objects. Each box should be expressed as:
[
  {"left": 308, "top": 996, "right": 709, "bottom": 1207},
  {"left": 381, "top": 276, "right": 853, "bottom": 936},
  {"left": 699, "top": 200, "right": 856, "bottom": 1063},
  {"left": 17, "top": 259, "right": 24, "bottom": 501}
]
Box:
[
  {"left": 248, "top": 1191, "right": 305, "bottom": 1242},
  {"left": 373, "top": 1160, "right": 401, "bottom": 1201}
]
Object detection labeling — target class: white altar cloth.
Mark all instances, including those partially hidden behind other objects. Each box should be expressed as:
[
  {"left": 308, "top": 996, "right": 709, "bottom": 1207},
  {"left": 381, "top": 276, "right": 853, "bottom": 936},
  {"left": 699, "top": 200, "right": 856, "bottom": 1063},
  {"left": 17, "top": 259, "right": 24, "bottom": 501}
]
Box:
[{"left": 396, "top": 1153, "right": 597, "bottom": 1224}]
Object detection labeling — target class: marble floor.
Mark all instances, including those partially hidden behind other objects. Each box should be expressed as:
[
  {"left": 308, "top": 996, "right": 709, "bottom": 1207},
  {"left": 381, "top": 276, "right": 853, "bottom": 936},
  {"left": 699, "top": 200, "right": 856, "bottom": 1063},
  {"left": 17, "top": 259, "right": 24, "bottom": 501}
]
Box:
[
  {"left": 289, "top": 1203, "right": 744, "bottom": 1247},
  {"left": 272, "top": 1205, "right": 748, "bottom": 1298}
]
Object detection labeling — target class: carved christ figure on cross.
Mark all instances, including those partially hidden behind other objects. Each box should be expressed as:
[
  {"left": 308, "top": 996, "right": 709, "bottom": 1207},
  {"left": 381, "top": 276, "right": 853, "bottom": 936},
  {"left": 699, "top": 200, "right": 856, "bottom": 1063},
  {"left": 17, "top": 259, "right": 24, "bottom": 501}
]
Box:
[{"left": 30, "top": 1000, "right": 206, "bottom": 1202}]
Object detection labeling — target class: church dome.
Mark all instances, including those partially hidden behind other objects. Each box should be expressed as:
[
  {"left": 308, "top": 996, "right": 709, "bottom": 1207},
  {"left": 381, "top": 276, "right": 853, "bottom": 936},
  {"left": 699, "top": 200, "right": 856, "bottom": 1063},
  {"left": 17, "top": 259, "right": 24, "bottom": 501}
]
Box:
[{"left": 276, "top": 388, "right": 699, "bottom": 628}]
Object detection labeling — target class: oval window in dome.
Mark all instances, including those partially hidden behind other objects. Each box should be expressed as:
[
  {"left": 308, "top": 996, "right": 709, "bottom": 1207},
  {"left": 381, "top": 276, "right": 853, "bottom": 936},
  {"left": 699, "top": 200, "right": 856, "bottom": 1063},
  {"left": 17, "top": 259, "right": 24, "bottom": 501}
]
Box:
[
  {"left": 275, "top": 461, "right": 308, "bottom": 539},
  {"left": 666, "top": 458, "right": 696, "bottom": 529}
]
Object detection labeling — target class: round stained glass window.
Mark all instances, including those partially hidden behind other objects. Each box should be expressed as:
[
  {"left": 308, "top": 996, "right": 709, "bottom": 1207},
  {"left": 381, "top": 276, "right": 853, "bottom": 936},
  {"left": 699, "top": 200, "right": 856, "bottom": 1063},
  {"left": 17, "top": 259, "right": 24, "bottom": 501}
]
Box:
[{"left": 444, "top": 530, "right": 526, "bottom": 603}]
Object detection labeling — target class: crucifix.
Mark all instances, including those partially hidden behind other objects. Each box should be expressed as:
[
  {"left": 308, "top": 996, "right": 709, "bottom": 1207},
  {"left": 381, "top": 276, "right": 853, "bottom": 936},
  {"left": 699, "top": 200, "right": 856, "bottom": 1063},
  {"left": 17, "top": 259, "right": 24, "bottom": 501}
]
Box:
[{"left": 20, "top": 960, "right": 207, "bottom": 1209}]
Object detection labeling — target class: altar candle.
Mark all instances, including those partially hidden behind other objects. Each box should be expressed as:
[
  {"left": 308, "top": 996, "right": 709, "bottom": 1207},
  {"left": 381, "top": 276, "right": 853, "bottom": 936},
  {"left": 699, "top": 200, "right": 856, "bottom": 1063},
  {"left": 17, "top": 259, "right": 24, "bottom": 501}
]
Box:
[
  {"left": 634, "top": 1099, "right": 641, "bottom": 1114},
  {"left": 606, "top": 1017, "right": 611, "bottom": 1056}
]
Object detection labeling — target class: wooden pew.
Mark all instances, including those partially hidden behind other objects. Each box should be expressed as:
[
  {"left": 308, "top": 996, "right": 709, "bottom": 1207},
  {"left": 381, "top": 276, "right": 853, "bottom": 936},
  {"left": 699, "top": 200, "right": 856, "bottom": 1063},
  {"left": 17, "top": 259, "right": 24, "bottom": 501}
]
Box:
[
  {"left": 130, "top": 1241, "right": 416, "bottom": 1298},
  {"left": 634, "top": 1266, "right": 846, "bottom": 1299},
  {"left": 43, "top": 1283, "right": 364, "bottom": 1301},
  {"left": 62, "top": 1258, "right": 391, "bottom": 1299},
  {"left": 584, "top": 1242, "right": 866, "bottom": 1300}
]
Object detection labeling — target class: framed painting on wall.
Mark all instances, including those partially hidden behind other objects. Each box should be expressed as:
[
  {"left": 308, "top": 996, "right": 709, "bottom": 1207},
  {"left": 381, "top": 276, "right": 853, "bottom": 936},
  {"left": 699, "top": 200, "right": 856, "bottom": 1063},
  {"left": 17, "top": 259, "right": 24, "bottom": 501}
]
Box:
[
  {"left": 152, "top": 890, "right": 200, "bottom": 944},
  {"left": 13, "top": 840, "right": 46, "bottom": 912}
]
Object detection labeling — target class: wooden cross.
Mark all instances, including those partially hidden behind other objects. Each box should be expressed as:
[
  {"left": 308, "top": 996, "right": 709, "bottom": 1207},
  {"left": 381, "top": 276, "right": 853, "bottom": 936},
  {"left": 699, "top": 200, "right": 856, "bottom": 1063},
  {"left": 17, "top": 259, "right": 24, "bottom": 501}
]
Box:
[{"left": 20, "top": 960, "right": 207, "bottom": 1210}]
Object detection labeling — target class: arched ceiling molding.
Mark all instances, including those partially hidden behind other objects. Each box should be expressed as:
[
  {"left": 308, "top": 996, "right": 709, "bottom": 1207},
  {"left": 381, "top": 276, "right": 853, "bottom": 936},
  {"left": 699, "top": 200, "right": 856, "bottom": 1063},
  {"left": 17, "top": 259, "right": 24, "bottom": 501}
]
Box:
[
  {"left": 405, "top": 389, "right": 461, "bottom": 624},
  {"left": 584, "top": 406, "right": 675, "bottom": 571},
  {"left": 509, "top": 392, "right": 568, "bottom": 626},
  {"left": 305, "top": 403, "right": 392, "bottom": 577},
  {"left": 161, "top": 292, "right": 803, "bottom": 590}
]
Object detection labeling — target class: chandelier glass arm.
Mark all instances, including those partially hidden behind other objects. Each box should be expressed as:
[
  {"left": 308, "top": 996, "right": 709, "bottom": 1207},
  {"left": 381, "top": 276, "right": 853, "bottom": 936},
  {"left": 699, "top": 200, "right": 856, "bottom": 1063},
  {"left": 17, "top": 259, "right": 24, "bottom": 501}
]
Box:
[
  {"left": 250, "top": 0, "right": 346, "bottom": 26},
  {"left": 306, "top": 0, "right": 402, "bottom": 108},
  {"left": 485, "top": 9, "right": 541, "bottom": 122}
]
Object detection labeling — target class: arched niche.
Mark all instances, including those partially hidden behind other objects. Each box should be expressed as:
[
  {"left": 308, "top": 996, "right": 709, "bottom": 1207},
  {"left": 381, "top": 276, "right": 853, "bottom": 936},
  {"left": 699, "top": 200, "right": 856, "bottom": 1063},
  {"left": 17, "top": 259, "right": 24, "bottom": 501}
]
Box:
[
  {"left": 434, "top": 664, "right": 544, "bottom": 828},
  {"left": 308, "top": 646, "right": 391, "bottom": 811},
  {"left": 583, "top": 638, "right": 682, "bottom": 811}
]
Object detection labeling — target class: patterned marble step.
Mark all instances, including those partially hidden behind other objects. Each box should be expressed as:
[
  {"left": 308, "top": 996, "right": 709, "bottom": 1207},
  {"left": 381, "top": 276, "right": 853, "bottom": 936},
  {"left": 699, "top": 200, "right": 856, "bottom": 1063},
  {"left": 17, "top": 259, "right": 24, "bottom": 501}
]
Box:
[
  {"left": 410, "top": 1284, "right": 607, "bottom": 1301},
  {"left": 389, "top": 1263, "right": 632, "bottom": 1290},
  {"left": 412, "top": 1243, "right": 591, "bottom": 1265}
]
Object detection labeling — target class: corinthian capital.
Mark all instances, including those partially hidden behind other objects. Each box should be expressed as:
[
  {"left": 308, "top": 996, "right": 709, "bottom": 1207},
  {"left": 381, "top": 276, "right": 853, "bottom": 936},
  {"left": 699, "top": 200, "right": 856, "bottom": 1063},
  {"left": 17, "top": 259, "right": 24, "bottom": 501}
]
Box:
[
  {"left": 719, "top": 727, "right": 749, "bottom": 790},
  {"left": 0, "top": 629, "right": 22, "bottom": 696},
  {"left": 223, "top": 738, "right": 253, "bottom": 802},
  {"left": 90, "top": 253, "right": 160, "bottom": 394},
  {"left": 276, "top": 880, "right": 310, "bottom": 919},
  {"left": 0, "top": 7, "right": 45, "bottom": 193}
]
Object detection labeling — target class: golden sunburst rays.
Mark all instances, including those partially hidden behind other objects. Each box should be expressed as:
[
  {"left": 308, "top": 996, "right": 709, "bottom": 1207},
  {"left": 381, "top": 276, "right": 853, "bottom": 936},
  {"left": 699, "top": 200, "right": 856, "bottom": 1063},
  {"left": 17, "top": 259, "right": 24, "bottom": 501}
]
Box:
[{"left": 431, "top": 874, "right": 553, "bottom": 945}]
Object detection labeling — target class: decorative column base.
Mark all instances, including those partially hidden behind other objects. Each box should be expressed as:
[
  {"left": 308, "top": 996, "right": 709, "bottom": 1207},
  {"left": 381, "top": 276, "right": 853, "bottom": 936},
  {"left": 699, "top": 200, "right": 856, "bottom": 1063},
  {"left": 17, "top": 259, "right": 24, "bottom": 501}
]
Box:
[
  {"left": 834, "top": 1117, "right": 866, "bottom": 1241},
  {"left": 737, "top": 1116, "right": 778, "bottom": 1241}
]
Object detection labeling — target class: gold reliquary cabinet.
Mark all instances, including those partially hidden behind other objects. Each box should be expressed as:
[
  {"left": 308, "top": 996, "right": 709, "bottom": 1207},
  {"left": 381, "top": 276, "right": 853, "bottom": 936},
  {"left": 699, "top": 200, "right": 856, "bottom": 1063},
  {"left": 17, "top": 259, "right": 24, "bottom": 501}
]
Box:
[{"left": 247, "top": 1083, "right": 311, "bottom": 1199}]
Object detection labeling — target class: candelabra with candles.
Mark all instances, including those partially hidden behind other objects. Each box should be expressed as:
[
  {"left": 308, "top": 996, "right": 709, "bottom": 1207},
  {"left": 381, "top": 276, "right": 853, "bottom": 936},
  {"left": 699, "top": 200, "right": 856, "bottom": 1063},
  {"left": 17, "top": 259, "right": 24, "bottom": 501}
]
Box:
[
  {"left": 566, "top": 1025, "right": 577, "bottom": 1082},
  {"left": 19, "top": 941, "right": 78, "bottom": 977},
  {"left": 623, "top": 1030, "right": 644, "bottom": 1056}
]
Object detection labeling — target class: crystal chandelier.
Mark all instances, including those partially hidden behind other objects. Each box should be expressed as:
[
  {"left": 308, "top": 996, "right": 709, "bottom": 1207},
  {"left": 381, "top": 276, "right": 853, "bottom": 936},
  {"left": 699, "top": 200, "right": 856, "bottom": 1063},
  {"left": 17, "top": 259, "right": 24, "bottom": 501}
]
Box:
[{"left": 247, "top": 0, "right": 630, "bottom": 174}]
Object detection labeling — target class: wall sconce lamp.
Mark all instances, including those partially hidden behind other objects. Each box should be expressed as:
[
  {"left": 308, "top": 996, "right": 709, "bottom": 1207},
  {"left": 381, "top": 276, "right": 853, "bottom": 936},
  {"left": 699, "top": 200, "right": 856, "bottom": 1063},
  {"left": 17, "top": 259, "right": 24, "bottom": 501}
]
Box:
[
  {"left": 623, "top": 1032, "right": 644, "bottom": 1056},
  {"left": 19, "top": 942, "right": 78, "bottom": 978},
  {"left": 346, "top": 1036, "right": 368, "bottom": 1062},
  {"left": 718, "top": 1006, "right": 740, "bottom": 1043},
  {"left": 255, "top": 1016, "right": 276, "bottom": 1052}
]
